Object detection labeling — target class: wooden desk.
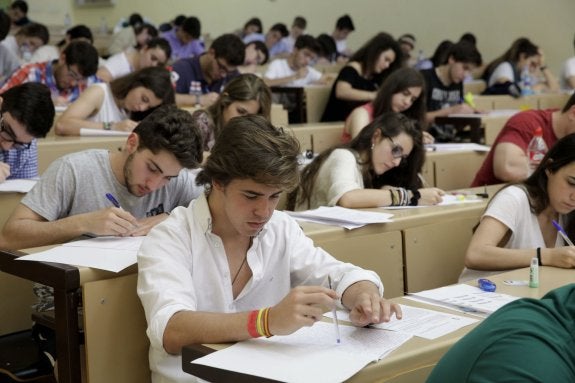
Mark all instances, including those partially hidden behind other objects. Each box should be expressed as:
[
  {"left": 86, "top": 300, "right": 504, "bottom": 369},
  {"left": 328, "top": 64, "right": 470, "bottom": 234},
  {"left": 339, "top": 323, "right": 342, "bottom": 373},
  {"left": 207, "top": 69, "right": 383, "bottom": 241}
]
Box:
[
  {"left": 182, "top": 266, "right": 574, "bottom": 383},
  {"left": 0, "top": 249, "right": 147, "bottom": 383},
  {"left": 426, "top": 150, "right": 488, "bottom": 190},
  {"left": 301, "top": 185, "right": 502, "bottom": 294},
  {"left": 37, "top": 136, "right": 125, "bottom": 174},
  {"left": 288, "top": 122, "right": 343, "bottom": 153},
  {"left": 270, "top": 85, "right": 332, "bottom": 124}
]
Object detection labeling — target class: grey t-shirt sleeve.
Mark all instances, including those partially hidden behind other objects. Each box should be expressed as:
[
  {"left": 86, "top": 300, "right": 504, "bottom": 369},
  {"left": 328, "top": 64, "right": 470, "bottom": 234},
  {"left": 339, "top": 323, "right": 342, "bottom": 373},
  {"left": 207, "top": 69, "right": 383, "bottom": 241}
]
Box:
[
  {"left": 21, "top": 157, "right": 77, "bottom": 221},
  {"left": 165, "top": 168, "right": 204, "bottom": 212}
]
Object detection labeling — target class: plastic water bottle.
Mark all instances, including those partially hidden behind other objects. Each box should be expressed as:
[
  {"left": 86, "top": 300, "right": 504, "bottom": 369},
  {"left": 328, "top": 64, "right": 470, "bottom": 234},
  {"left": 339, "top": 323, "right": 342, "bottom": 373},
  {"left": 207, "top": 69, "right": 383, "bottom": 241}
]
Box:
[
  {"left": 527, "top": 126, "right": 548, "bottom": 175},
  {"left": 520, "top": 66, "right": 534, "bottom": 96}
]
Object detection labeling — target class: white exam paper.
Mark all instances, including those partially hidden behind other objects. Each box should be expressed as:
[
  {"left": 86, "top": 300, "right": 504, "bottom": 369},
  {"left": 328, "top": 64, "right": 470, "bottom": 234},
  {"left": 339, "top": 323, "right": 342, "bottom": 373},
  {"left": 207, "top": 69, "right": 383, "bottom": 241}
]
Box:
[
  {"left": 406, "top": 284, "right": 520, "bottom": 316},
  {"left": 192, "top": 321, "right": 412, "bottom": 383},
  {"left": 425, "top": 143, "right": 491, "bottom": 152},
  {"left": 327, "top": 304, "right": 479, "bottom": 340},
  {"left": 286, "top": 206, "right": 393, "bottom": 229},
  {"left": 0, "top": 179, "right": 37, "bottom": 193},
  {"left": 79, "top": 128, "right": 131, "bottom": 137},
  {"left": 17, "top": 236, "right": 143, "bottom": 272}
]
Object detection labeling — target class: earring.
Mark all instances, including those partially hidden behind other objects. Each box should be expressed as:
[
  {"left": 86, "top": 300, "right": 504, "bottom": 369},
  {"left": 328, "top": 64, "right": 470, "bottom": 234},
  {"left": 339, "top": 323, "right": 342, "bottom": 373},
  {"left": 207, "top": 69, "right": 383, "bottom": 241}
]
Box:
[{"left": 371, "top": 143, "right": 375, "bottom": 150}]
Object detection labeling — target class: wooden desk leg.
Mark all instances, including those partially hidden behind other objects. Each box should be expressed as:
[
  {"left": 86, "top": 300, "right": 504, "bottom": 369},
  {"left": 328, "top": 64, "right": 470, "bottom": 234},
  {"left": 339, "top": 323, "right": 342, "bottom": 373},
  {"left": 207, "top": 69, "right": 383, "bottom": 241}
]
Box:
[{"left": 54, "top": 287, "right": 81, "bottom": 383}]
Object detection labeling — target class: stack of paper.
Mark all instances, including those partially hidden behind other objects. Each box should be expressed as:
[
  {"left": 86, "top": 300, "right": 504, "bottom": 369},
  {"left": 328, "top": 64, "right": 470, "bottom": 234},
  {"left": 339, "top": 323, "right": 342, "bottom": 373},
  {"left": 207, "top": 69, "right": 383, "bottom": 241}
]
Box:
[
  {"left": 192, "top": 321, "right": 412, "bottom": 383},
  {"left": 406, "top": 284, "right": 520, "bottom": 317},
  {"left": 286, "top": 206, "right": 393, "bottom": 229},
  {"left": 17, "top": 236, "right": 143, "bottom": 272},
  {"left": 329, "top": 304, "right": 479, "bottom": 340}
]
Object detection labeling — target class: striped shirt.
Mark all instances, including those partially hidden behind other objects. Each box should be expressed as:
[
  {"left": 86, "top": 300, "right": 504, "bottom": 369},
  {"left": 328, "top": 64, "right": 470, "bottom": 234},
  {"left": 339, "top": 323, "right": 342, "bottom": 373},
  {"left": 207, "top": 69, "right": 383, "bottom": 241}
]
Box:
[{"left": 0, "top": 61, "right": 98, "bottom": 104}]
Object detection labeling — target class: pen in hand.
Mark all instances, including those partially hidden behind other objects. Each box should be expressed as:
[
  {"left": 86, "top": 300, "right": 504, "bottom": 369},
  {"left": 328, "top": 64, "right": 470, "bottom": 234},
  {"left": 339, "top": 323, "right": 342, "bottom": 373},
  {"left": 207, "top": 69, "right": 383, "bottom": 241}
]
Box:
[
  {"left": 552, "top": 220, "right": 575, "bottom": 246},
  {"left": 105, "top": 193, "right": 122, "bottom": 208},
  {"left": 328, "top": 276, "right": 341, "bottom": 344}
]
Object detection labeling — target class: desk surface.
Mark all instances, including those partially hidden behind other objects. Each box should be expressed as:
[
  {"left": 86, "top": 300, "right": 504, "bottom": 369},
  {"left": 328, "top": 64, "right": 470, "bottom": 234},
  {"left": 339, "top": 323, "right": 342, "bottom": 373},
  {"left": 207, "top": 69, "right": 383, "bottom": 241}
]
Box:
[
  {"left": 300, "top": 184, "right": 501, "bottom": 239},
  {"left": 182, "top": 266, "right": 575, "bottom": 383}
]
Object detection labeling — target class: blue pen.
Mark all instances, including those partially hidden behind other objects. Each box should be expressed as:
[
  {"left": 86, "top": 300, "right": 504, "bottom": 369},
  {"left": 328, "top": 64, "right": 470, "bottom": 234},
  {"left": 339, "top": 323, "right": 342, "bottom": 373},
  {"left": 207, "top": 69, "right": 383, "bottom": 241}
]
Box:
[
  {"left": 552, "top": 220, "right": 575, "bottom": 246},
  {"left": 105, "top": 193, "right": 121, "bottom": 208}
]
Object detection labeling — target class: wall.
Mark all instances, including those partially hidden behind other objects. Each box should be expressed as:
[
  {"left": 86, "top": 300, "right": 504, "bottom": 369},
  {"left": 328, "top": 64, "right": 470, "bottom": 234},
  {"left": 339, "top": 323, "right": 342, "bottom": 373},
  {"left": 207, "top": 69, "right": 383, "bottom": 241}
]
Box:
[{"left": 25, "top": 0, "right": 575, "bottom": 74}]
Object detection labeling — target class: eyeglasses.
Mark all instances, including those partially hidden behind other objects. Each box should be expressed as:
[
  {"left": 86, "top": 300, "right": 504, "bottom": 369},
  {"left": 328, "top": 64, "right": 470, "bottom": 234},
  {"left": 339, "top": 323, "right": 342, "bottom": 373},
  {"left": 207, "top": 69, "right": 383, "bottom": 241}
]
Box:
[
  {"left": 215, "top": 58, "right": 234, "bottom": 76},
  {"left": 384, "top": 135, "right": 406, "bottom": 160},
  {"left": 66, "top": 65, "right": 82, "bottom": 82},
  {"left": 0, "top": 116, "right": 32, "bottom": 150}
]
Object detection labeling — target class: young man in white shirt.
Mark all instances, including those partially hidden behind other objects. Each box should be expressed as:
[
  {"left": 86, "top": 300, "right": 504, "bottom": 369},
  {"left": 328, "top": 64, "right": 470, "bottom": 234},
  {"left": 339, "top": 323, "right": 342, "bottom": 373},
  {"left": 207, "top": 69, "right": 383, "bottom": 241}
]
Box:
[
  {"left": 137, "top": 115, "right": 402, "bottom": 383},
  {"left": 264, "top": 34, "right": 329, "bottom": 87}
]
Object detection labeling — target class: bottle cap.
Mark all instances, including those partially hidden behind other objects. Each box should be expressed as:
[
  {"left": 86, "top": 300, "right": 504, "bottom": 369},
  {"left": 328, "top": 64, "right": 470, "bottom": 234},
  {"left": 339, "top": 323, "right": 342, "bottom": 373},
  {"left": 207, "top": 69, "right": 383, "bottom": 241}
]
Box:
[{"left": 534, "top": 126, "right": 543, "bottom": 136}]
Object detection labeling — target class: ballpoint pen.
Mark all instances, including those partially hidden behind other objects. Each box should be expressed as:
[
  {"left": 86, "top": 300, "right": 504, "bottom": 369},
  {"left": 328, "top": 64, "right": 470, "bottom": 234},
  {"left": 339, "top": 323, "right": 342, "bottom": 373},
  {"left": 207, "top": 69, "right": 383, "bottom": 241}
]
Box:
[
  {"left": 105, "top": 193, "right": 122, "bottom": 208},
  {"left": 552, "top": 220, "right": 575, "bottom": 246},
  {"left": 327, "top": 276, "right": 341, "bottom": 344}
]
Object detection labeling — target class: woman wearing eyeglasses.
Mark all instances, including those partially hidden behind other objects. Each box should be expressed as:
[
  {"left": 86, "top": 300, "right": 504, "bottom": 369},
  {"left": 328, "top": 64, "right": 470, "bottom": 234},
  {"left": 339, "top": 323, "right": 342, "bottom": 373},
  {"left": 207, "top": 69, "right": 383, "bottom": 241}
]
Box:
[
  {"left": 289, "top": 112, "right": 444, "bottom": 211},
  {"left": 54, "top": 66, "right": 174, "bottom": 136}
]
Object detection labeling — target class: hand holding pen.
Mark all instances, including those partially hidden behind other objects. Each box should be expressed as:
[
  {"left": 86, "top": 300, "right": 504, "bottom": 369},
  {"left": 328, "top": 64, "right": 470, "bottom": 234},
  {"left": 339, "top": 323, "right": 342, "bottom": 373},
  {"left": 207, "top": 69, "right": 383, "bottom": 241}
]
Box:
[
  {"left": 539, "top": 220, "right": 575, "bottom": 268},
  {"left": 85, "top": 193, "right": 139, "bottom": 236}
]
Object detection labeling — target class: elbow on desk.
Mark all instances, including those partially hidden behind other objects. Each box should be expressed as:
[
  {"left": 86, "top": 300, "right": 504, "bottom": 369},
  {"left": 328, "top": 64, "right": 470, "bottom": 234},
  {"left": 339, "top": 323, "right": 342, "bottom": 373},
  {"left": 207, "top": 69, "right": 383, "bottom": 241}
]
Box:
[{"left": 53, "top": 120, "right": 70, "bottom": 136}]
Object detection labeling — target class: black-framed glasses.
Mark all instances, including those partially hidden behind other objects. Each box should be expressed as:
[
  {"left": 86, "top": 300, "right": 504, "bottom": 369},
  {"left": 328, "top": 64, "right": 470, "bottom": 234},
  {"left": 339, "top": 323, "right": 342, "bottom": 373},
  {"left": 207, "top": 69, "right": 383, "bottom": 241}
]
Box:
[
  {"left": 384, "top": 135, "right": 406, "bottom": 160},
  {"left": 0, "top": 116, "right": 32, "bottom": 150},
  {"left": 215, "top": 58, "right": 234, "bottom": 75}
]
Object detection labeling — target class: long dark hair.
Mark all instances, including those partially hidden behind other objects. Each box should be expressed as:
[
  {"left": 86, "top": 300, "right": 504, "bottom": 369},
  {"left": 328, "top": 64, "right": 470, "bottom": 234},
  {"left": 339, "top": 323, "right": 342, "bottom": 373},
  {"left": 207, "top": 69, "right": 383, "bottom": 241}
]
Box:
[
  {"left": 349, "top": 32, "right": 403, "bottom": 82},
  {"left": 523, "top": 133, "right": 575, "bottom": 239},
  {"left": 482, "top": 37, "right": 538, "bottom": 82},
  {"left": 372, "top": 67, "right": 427, "bottom": 130},
  {"left": 290, "top": 112, "right": 423, "bottom": 210}
]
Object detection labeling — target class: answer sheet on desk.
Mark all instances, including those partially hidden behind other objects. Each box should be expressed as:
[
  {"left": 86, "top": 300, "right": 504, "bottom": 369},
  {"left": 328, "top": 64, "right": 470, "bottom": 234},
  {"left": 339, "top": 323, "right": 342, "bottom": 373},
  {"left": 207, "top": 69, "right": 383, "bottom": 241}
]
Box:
[
  {"left": 17, "top": 236, "right": 144, "bottom": 272},
  {"left": 286, "top": 206, "right": 393, "bottom": 229},
  {"left": 79, "top": 128, "right": 131, "bottom": 136},
  {"left": 406, "top": 284, "right": 520, "bottom": 315},
  {"left": 0, "top": 179, "right": 37, "bottom": 193},
  {"left": 192, "top": 321, "right": 412, "bottom": 383},
  {"left": 327, "top": 304, "right": 479, "bottom": 340}
]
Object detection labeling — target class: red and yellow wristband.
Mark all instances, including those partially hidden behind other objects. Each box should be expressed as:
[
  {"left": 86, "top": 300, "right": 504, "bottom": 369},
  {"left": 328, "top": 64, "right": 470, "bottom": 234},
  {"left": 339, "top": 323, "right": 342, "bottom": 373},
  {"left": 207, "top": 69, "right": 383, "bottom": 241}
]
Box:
[{"left": 247, "top": 308, "right": 273, "bottom": 338}]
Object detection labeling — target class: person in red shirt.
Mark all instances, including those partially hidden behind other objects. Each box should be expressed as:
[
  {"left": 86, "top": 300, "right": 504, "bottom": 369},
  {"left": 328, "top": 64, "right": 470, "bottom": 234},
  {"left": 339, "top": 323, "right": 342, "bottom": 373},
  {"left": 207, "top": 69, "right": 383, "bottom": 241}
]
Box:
[{"left": 472, "top": 92, "right": 575, "bottom": 187}]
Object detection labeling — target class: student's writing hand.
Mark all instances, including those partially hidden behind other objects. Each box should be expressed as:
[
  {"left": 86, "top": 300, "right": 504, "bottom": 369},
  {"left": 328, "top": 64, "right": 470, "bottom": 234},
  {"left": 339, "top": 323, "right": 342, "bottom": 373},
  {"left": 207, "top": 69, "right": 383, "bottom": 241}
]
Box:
[
  {"left": 79, "top": 207, "right": 139, "bottom": 236},
  {"left": 544, "top": 247, "right": 575, "bottom": 269},
  {"left": 114, "top": 119, "right": 139, "bottom": 132},
  {"left": 268, "top": 286, "right": 337, "bottom": 336},
  {"left": 126, "top": 213, "right": 169, "bottom": 237},
  {"left": 0, "top": 162, "right": 10, "bottom": 182},
  {"left": 418, "top": 188, "right": 445, "bottom": 205}
]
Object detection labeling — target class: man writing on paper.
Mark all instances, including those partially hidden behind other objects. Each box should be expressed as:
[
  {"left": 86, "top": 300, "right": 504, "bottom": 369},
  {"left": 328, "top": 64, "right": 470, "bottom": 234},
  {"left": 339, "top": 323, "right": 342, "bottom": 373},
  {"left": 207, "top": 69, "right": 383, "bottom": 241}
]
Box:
[
  {"left": 0, "top": 104, "right": 204, "bottom": 250},
  {"left": 0, "top": 83, "right": 55, "bottom": 182},
  {"left": 137, "top": 115, "right": 402, "bottom": 383}
]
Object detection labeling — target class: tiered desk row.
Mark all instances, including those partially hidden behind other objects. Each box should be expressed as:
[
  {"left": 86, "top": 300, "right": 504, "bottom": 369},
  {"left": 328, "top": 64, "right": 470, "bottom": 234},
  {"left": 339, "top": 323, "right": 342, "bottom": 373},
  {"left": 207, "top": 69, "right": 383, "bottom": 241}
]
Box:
[{"left": 0, "top": 90, "right": 570, "bottom": 383}]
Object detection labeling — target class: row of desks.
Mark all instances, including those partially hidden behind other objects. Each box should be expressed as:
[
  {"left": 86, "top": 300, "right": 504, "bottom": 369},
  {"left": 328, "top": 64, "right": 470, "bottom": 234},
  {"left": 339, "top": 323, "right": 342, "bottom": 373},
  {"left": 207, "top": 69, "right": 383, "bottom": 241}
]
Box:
[
  {"left": 183, "top": 266, "right": 574, "bottom": 382},
  {"left": 0, "top": 184, "right": 501, "bottom": 383}
]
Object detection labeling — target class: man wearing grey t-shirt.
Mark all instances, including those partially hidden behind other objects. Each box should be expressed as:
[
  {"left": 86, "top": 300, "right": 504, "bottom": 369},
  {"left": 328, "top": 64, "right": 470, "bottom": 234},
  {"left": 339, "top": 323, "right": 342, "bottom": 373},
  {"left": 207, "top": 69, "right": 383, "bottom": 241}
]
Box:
[{"left": 0, "top": 104, "right": 204, "bottom": 250}]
